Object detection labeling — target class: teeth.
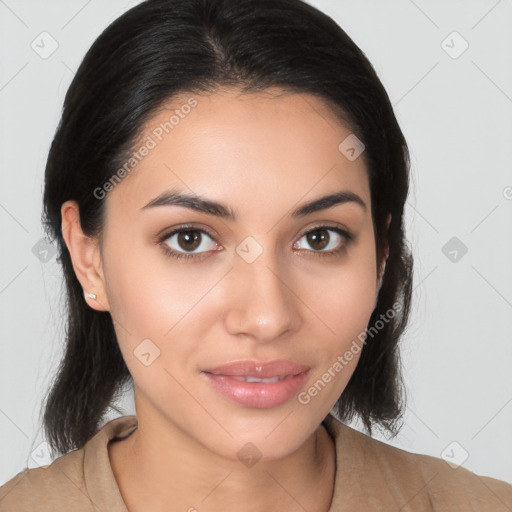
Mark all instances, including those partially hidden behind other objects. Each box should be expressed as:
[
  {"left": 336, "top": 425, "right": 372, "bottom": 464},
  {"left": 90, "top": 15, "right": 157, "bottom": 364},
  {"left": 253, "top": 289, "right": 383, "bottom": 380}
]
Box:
[{"left": 231, "top": 375, "right": 286, "bottom": 383}]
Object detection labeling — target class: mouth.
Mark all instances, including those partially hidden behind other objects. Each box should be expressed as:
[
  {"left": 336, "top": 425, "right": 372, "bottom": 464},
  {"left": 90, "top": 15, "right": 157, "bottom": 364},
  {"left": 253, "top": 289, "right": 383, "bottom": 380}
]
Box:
[
  {"left": 229, "top": 375, "right": 291, "bottom": 383},
  {"left": 201, "top": 359, "right": 310, "bottom": 408}
]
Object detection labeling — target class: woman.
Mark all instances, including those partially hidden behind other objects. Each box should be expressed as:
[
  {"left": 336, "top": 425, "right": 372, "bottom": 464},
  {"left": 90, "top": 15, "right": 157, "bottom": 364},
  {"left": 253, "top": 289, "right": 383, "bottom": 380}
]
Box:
[{"left": 1, "top": 0, "right": 511, "bottom": 510}]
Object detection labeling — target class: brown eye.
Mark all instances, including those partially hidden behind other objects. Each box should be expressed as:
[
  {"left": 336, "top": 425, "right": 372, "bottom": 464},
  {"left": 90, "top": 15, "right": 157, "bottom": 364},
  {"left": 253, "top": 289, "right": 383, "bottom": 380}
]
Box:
[
  {"left": 160, "top": 227, "right": 219, "bottom": 260},
  {"left": 176, "top": 230, "right": 202, "bottom": 251},
  {"left": 159, "top": 224, "right": 353, "bottom": 262},
  {"left": 293, "top": 226, "right": 353, "bottom": 258},
  {"left": 306, "top": 228, "right": 330, "bottom": 251}
]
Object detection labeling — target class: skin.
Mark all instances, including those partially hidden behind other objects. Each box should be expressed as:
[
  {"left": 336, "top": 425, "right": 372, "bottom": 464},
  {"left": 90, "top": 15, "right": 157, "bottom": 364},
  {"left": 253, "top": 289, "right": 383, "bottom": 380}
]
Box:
[{"left": 61, "top": 86, "right": 389, "bottom": 512}]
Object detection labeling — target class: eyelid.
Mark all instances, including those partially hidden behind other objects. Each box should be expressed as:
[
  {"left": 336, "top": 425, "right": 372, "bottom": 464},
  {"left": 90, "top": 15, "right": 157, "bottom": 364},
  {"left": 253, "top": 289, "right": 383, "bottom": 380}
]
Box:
[
  {"left": 154, "top": 222, "right": 219, "bottom": 241},
  {"left": 293, "top": 221, "right": 352, "bottom": 241}
]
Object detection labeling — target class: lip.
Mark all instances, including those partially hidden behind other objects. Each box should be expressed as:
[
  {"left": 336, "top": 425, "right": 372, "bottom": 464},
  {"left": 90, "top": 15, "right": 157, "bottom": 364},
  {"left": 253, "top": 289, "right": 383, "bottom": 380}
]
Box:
[{"left": 201, "top": 359, "right": 310, "bottom": 408}]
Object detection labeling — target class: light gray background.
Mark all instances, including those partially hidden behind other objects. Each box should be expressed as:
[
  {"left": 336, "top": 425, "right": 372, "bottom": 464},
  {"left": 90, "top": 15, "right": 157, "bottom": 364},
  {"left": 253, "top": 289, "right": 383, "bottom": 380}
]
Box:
[{"left": 1, "top": 0, "right": 511, "bottom": 486}]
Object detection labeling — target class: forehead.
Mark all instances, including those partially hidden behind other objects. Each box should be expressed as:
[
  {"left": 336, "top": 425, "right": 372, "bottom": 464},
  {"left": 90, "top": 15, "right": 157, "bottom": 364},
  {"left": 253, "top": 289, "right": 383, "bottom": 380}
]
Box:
[{"left": 104, "top": 87, "right": 370, "bottom": 220}]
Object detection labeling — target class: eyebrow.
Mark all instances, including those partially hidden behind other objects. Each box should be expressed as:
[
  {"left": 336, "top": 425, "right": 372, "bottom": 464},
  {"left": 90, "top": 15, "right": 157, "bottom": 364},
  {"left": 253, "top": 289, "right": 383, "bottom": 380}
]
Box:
[{"left": 140, "top": 188, "right": 366, "bottom": 220}]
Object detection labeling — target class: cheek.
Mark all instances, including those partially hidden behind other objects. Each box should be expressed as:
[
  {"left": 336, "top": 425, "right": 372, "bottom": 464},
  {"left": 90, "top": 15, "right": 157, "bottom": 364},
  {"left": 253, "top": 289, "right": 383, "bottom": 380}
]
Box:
[
  {"left": 297, "top": 267, "right": 376, "bottom": 413},
  {"left": 310, "top": 283, "right": 375, "bottom": 380},
  {"left": 102, "top": 232, "right": 206, "bottom": 332},
  {"left": 311, "top": 252, "right": 377, "bottom": 339},
  {"left": 101, "top": 236, "right": 219, "bottom": 375},
  {"left": 302, "top": 239, "right": 377, "bottom": 376},
  {"left": 329, "top": 278, "right": 376, "bottom": 344}
]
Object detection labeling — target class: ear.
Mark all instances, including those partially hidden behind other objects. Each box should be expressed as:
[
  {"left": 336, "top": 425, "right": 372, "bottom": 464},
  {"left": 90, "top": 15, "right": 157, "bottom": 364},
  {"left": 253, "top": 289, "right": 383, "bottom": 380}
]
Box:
[
  {"left": 60, "top": 200, "right": 109, "bottom": 311},
  {"left": 376, "top": 213, "right": 392, "bottom": 294}
]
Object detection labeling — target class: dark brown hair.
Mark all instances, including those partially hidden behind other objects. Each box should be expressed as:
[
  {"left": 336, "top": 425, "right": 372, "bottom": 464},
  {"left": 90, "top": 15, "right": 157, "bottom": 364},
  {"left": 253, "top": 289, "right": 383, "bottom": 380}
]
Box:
[{"left": 41, "top": 0, "right": 413, "bottom": 457}]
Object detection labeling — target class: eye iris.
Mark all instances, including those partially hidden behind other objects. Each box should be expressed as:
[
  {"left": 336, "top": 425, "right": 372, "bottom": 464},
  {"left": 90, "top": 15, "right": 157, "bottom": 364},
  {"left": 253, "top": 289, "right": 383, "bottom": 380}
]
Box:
[
  {"left": 307, "top": 229, "right": 329, "bottom": 250},
  {"left": 178, "top": 230, "right": 201, "bottom": 251}
]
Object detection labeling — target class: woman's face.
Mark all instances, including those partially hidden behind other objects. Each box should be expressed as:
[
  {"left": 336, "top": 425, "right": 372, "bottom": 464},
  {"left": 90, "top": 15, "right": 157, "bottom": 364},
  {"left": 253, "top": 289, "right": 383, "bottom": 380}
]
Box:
[{"left": 84, "top": 87, "right": 383, "bottom": 460}]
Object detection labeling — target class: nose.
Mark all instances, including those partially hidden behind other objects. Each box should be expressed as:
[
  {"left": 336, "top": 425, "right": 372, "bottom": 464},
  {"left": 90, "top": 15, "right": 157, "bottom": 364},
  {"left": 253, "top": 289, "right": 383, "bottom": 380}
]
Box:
[{"left": 223, "top": 248, "right": 302, "bottom": 344}]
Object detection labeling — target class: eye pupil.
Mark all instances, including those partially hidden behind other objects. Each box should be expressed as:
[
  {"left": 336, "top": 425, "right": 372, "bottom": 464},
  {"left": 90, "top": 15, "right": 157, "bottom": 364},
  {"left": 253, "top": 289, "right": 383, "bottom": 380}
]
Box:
[
  {"left": 307, "top": 229, "right": 329, "bottom": 250},
  {"left": 178, "top": 230, "right": 201, "bottom": 251}
]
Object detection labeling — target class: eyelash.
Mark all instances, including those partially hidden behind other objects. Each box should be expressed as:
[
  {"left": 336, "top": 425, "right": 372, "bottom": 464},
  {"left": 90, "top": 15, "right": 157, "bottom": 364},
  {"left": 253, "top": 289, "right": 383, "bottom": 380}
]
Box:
[{"left": 157, "top": 224, "right": 354, "bottom": 261}]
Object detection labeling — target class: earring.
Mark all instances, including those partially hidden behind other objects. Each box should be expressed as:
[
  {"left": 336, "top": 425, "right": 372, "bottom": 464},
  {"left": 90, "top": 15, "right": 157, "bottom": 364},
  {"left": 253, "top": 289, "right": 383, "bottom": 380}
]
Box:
[{"left": 86, "top": 291, "right": 97, "bottom": 299}]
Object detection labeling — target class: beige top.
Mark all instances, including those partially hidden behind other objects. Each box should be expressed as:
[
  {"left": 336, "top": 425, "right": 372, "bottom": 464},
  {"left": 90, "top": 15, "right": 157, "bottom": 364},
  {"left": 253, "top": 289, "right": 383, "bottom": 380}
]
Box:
[{"left": 1, "top": 413, "right": 511, "bottom": 511}]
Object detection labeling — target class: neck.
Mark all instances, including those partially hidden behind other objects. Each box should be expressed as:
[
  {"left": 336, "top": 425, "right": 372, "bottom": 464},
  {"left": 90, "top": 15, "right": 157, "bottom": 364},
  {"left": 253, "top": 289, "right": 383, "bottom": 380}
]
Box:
[{"left": 109, "top": 411, "right": 336, "bottom": 512}]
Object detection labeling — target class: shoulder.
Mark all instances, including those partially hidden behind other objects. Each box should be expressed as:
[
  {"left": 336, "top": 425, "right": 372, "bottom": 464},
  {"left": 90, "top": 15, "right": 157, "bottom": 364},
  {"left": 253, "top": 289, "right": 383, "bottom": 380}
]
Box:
[
  {"left": 371, "top": 433, "right": 512, "bottom": 509},
  {"left": 323, "top": 413, "right": 512, "bottom": 510},
  {"left": 0, "top": 415, "right": 137, "bottom": 512},
  {"left": 0, "top": 449, "right": 91, "bottom": 511}
]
